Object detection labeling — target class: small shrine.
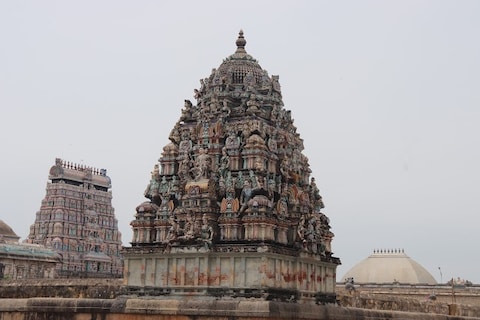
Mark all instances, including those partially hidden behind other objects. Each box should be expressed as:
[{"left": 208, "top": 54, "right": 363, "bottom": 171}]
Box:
[{"left": 123, "top": 31, "right": 340, "bottom": 303}]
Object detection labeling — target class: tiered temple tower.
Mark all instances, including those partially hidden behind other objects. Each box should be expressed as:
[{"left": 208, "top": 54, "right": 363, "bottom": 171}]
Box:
[
  {"left": 124, "top": 31, "right": 340, "bottom": 303},
  {"left": 26, "top": 158, "right": 123, "bottom": 277}
]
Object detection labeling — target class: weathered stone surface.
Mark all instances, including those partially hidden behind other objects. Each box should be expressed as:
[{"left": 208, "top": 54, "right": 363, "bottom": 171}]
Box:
[
  {"left": 124, "top": 30, "right": 339, "bottom": 302},
  {"left": 0, "top": 279, "right": 124, "bottom": 299},
  {"left": 0, "top": 297, "right": 479, "bottom": 319},
  {"left": 25, "top": 158, "right": 123, "bottom": 278},
  {"left": 2, "top": 280, "right": 480, "bottom": 317},
  {"left": 337, "top": 286, "right": 480, "bottom": 319},
  {"left": 124, "top": 250, "right": 336, "bottom": 302}
]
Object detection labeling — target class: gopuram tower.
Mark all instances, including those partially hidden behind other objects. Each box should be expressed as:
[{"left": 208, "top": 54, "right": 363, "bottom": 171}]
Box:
[
  {"left": 26, "top": 158, "right": 123, "bottom": 278},
  {"left": 124, "top": 31, "right": 340, "bottom": 303}
]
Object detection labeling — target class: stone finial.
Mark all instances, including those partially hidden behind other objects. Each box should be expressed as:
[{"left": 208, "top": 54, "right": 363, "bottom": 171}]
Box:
[{"left": 235, "top": 30, "right": 246, "bottom": 54}]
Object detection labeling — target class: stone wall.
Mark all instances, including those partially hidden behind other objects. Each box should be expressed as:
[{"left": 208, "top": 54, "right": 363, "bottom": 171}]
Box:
[
  {"left": 1, "top": 279, "right": 480, "bottom": 319},
  {"left": 337, "top": 284, "right": 480, "bottom": 306},
  {"left": 0, "top": 278, "right": 124, "bottom": 299},
  {"left": 124, "top": 250, "right": 337, "bottom": 301},
  {"left": 0, "top": 297, "right": 478, "bottom": 320},
  {"left": 337, "top": 287, "right": 480, "bottom": 318}
]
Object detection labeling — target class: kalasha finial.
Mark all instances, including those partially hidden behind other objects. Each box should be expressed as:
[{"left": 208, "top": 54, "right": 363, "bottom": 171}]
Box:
[{"left": 235, "top": 29, "right": 246, "bottom": 53}]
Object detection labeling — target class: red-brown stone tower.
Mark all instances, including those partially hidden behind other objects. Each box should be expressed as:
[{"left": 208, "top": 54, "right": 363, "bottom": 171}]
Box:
[{"left": 26, "top": 158, "right": 123, "bottom": 277}]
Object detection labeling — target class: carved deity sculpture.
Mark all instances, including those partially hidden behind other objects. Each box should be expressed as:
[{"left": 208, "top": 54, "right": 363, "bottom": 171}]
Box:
[
  {"left": 159, "top": 176, "right": 169, "bottom": 196},
  {"left": 178, "top": 154, "right": 193, "bottom": 182},
  {"left": 246, "top": 94, "right": 260, "bottom": 114},
  {"left": 164, "top": 216, "right": 180, "bottom": 244},
  {"left": 218, "top": 147, "right": 230, "bottom": 179},
  {"left": 179, "top": 131, "right": 193, "bottom": 155},
  {"left": 144, "top": 164, "right": 161, "bottom": 205},
  {"left": 179, "top": 211, "right": 198, "bottom": 242},
  {"left": 170, "top": 175, "right": 180, "bottom": 198},
  {"left": 309, "top": 177, "right": 325, "bottom": 211},
  {"left": 297, "top": 214, "right": 306, "bottom": 243},
  {"left": 225, "top": 130, "right": 240, "bottom": 150},
  {"left": 200, "top": 214, "right": 214, "bottom": 249},
  {"left": 180, "top": 100, "right": 193, "bottom": 121},
  {"left": 235, "top": 171, "right": 244, "bottom": 189},
  {"left": 191, "top": 147, "right": 212, "bottom": 181}
]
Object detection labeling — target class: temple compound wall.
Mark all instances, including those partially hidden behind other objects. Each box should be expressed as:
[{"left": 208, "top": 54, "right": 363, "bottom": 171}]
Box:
[
  {"left": 0, "top": 297, "right": 479, "bottom": 320},
  {"left": 1, "top": 280, "right": 480, "bottom": 318}
]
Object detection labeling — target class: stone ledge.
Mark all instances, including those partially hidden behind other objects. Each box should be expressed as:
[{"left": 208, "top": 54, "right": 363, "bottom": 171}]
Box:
[
  {"left": 0, "top": 298, "right": 29, "bottom": 312},
  {"left": 0, "top": 297, "right": 478, "bottom": 319},
  {"left": 125, "top": 298, "right": 282, "bottom": 317}
]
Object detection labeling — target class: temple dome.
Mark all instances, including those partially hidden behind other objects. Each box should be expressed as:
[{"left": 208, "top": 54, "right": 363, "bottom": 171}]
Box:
[
  {"left": 342, "top": 249, "right": 437, "bottom": 285},
  {"left": 125, "top": 31, "right": 340, "bottom": 301},
  {"left": 0, "top": 219, "right": 20, "bottom": 243},
  {"left": 215, "top": 30, "right": 266, "bottom": 86}
]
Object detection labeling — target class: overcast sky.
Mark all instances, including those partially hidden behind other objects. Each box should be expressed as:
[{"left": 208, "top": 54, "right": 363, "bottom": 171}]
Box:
[{"left": 1, "top": 1, "right": 479, "bottom": 284}]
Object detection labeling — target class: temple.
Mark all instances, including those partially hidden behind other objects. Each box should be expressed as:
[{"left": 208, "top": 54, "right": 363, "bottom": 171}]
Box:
[
  {"left": 342, "top": 249, "right": 437, "bottom": 285},
  {"left": 123, "top": 31, "right": 340, "bottom": 303},
  {"left": 0, "top": 219, "right": 59, "bottom": 279},
  {"left": 25, "top": 158, "right": 123, "bottom": 278}
]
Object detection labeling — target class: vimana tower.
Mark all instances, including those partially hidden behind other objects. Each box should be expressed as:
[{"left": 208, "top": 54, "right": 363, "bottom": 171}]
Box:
[{"left": 123, "top": 31, "right": 340, "bottom": 303}]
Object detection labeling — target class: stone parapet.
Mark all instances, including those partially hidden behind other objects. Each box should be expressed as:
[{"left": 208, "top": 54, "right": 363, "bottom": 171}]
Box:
[
  {"left": 0, "top": 278, "right": 124, "bottom": 299},
  {"left": 0, "top": 297, "right": 479, "bottom": 320},
  {"left": 337, "top": 287, "right": 480, "bottom": 318},
  {"left": 338, "top": 284, "right": 480, "bottom": 306},
  {"left": 2, "top": 280, "right": 480, "bottom": 318}
]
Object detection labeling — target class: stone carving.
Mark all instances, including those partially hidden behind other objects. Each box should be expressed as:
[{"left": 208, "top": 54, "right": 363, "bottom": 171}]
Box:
[
  {"left": 246, "top": 94, "right": 260, "bottom": 114},
  {"left": 239, "top": 180, "right": 253, "bottom": 213},
  {"left": 164, "top": 216, "right": 181, "bottom": 244},
  {"left": 177, "top": 153, "right": 191, "bottom": 181},
  {"left": 190, "top": 147, "right": 212, "bottom": 181},
  {"left": 200, "top": 214, "right": 214, "bottom": 249},
  {"left": 129, "top": 31, "right": 335, "bottom": 262},
  {"left": 309, "top": 177, "right": 324, "bottom": 211},
  {"left": 180, "top": 100, "right": 193, "bottom": 121},
  {"left": 179, "top": 211, "right": 198, "bottom": 242},
  {"left": 144, "top": 164, "right": 161, "bottom": 205},
  {"left": 159, "top": 176, "right": 169, "bottom": 195},
  {"left": 225, "top": 129, "right": 241, "bottom": 150},
  {"left": 295, "top": 212, "right": 333, "bottom": 255},
  {"left": 179, "top": 130, "right": 193, "bottom": 154},
  {"left": 218, "top": 147, "right": 230, "bottom": 179}
]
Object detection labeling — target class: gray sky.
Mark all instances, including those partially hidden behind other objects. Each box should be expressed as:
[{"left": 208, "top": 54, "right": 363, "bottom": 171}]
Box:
[{"left": 1, "top": 1, "right": 479, "bottom": 284}]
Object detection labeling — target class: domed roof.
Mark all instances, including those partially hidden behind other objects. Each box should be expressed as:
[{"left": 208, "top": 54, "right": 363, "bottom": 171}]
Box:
[
  {"left": 0, "top": 219, "right": 20, "bottom": 243},
  {"left": 342, "top": 249, "right": 437, "bottom": 285},
  {"left": 215, "top": 30, "right": 268, "bottom": 87}
]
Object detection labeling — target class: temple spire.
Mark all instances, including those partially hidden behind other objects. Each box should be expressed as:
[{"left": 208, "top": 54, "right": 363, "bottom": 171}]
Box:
[{"left": 235, "top": 29, "right": 247, "bottom": 54}]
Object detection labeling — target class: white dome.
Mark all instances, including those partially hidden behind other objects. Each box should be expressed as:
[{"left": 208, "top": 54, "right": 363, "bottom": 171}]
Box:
[{"left": 342, "top": 249, "right": 437, "bottom": 285}]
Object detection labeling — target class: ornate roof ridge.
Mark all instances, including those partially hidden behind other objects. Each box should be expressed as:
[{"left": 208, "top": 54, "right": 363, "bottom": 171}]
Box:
[
  {"left": 372, "top": 248, "right": 406, "bottom": 255},
  {"left": 54, "top": 158, "right": 107, "bottom": 176}
]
